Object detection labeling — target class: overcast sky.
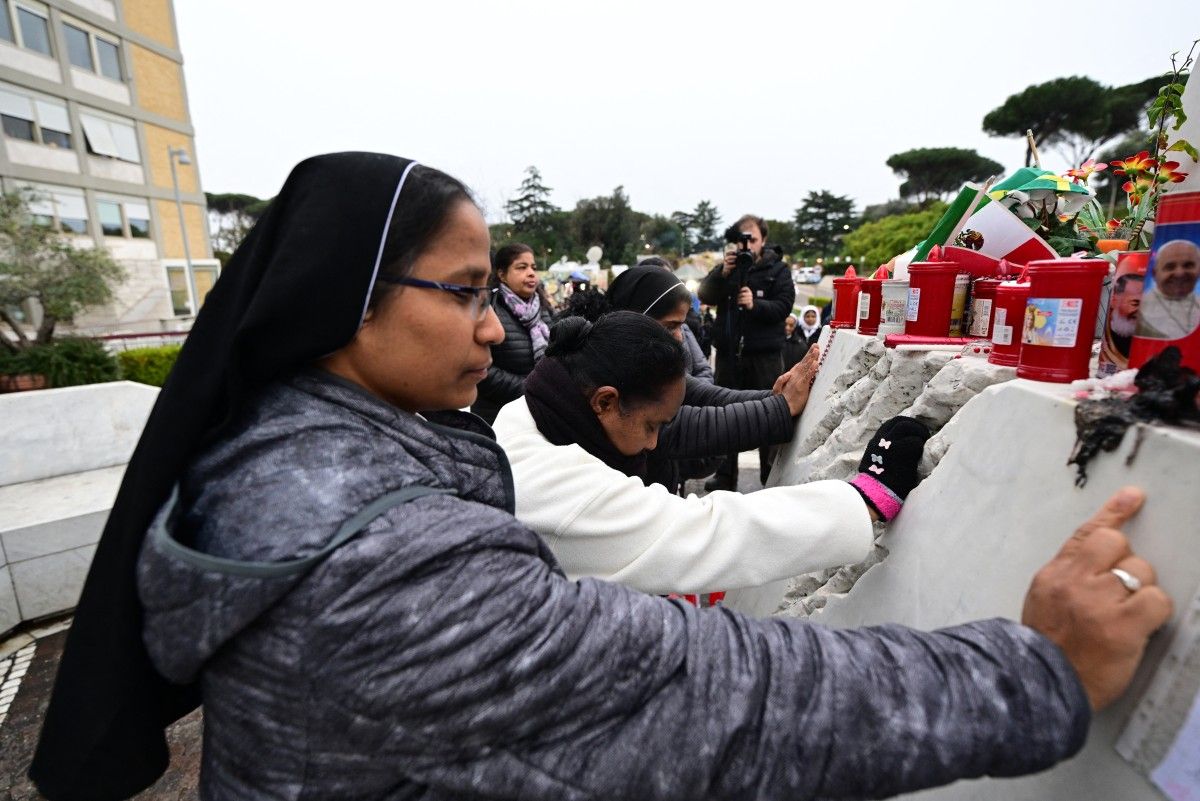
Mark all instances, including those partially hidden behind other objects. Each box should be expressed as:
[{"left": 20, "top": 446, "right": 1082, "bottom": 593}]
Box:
[{"left": 174, "top": 1, "right": 1198, "bottom": 226}]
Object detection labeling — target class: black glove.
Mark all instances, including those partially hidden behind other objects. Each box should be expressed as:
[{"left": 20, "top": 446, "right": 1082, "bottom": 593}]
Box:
[{"left": 848, "top": 416, "right": 931, "bottom": 522}]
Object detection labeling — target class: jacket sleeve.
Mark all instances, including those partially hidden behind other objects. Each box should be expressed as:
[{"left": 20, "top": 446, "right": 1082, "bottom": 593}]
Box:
[
  {"left": 657, "top": 394, "right": 793, "bottom": 458},
  {"left": 684, "top": 374, "right": 772, "bottom": 405},
  {"left": 324, "top": 497, "right": 1091, "bottom": 801},
  {"left": 697, "top": 264, "right": 729, "bottom": 306},
  {"left": 747, "top": 264, "right": 796, "bottom": 324},
  {"left": 682, "top": 327, "right": 715, "bottom": 383}
]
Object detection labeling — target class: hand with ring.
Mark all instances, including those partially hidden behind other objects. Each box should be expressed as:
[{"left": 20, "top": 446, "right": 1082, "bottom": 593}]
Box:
[{"left": 1021, "top": 486, "right": 1173, "bottom": 710}]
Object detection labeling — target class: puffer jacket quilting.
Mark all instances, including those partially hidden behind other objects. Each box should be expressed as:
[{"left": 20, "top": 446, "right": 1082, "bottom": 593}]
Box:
[{"left": 137, "top": 370, "right": 1091, "bottom": 800}]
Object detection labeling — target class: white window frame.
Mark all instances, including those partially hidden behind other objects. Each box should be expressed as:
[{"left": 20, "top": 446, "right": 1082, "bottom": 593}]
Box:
[
  {"left": 15, "top": 181, "right": 88, "bottom": 234},
  {"left": 60, "top": 15, "right": 121, "bottom": 81},
  {"left": 0, "top": 81, "right": 70, "bottom": 147},
  {"left": 164, "top": 261, "right": 220, "bottom": 317},
  {"left": 1, "top": 0, "right": 53, "bottom": 58},
  {"left": 94, "top": 193, "right": 150, "bottom": 239},
  {"left": 78, "top": 108, "right": 139, "bottom": 163}
]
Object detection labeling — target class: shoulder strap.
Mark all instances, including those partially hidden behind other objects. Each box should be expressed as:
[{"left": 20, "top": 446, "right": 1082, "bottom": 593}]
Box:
[{"left": 151, "top": 485, "right": 454, "bottom": 579}]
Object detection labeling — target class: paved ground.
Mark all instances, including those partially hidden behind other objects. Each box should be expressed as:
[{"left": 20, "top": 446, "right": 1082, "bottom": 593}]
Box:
[
  {"left": 0, "top": 451, "right": 764, "bottom": 799},
  {"left": 0, "top": 624, "right": 201, "bottom": 800}
]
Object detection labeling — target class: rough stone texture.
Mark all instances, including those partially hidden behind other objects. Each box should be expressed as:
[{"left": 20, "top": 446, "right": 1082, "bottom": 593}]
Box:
[{"left": 732, "top": 334, "right": 1022, "bottom": 619}]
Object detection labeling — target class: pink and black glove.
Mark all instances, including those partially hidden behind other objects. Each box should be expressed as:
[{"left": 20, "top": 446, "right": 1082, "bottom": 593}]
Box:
[{"left": 848, "top": 416, "right": 931, "bottom": 522}]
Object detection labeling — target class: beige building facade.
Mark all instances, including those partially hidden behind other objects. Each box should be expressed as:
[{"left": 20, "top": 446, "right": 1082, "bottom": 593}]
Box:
[{"left": 0, "top": 0, "right": 215, "bottom": 335}]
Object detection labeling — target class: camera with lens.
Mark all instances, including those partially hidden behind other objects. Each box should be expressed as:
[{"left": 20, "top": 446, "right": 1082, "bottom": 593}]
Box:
[{"left": 724, "top": 225, "right": 756, "bottom": 278}]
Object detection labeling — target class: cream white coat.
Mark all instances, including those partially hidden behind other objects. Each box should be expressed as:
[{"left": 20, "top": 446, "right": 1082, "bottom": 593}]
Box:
[{"left": 493, "top": 397, "right": 874, "bottom": 594}]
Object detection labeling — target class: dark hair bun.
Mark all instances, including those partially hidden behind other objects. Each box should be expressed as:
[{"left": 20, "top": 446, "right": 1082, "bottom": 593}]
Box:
[{"left": 547, "top": 317, "right": 592, "bottom": 356}]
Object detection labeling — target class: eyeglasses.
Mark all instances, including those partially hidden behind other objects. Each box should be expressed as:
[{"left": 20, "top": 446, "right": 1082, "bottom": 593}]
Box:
[{"left": 377, "top": 276, "right": 495, "bottom": 320}]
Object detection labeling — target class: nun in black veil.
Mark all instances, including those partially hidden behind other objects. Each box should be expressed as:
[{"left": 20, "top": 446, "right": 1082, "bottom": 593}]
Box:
[{"left": 30, "top": 152, "right": 1106, "bottom": 800}]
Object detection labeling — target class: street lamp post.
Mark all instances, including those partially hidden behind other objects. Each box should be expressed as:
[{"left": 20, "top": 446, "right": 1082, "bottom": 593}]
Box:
[{"left": 167, "top": 145, "right": 196, "bottom": 315}]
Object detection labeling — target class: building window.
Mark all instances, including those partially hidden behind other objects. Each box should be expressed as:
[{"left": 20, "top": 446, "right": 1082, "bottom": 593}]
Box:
[
  {"left": 79, "top": 111, "right": 138, "bottom": 163},
  {"left": 0, "top": 85, "right": 72, "bottom": 148},
  {"left": 165, "top": 264, "right": 219, "bottom": 316},
  {"left": 1, "top": 1, "right": 54, "bottom": 57},
  {"left": 95, "top": 37, "right": 119, "bottom": 80},
  {"left": 22, "top": 185, "right": 88, "bottom": 234},
  {"left": 15, "top": 5, "right": 49, "bottom": 55},
  {"left": 61, "top": 19, "right": 121, "bottom": 80},
  {"left": 96, "top": 196, "right": 150, "bottom": 238},
  {"left": 96, "top": 199, "right": 121, "bottom": 235},
  {"left": 0, "top": 2, "right": 13, "bottom": 43},
  {"left": 63, "top": 22, "right": 90, "bottom": 69}
]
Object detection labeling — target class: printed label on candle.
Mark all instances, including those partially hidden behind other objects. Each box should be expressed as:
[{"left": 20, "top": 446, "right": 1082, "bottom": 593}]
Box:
[
  {"left": 949, "top": 279, "right": 969, "bottom": 337},
  {"left": 1022, "top": 298, "right": 1083, "bottom": 348},
  {"left": 991, "top": 308, "right": 1011, "bottom": 346},
  {"left": 857, "top": 292, "right": 871, "bottom": 319},
  {"left": 882, "top": 297, "right": 905, "bottom": 325},
  {"left": 906, "top": 288, "right": 921, "bottom": 322},
  {"left": 969, "top": 299, "right": 993, "bottom": 337}
]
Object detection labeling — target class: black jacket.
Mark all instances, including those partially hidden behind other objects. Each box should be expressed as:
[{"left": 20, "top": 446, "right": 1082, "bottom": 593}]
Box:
[
  {"left": 698, "top": 250, "right": 795, "bottom": 356},
  {"left": 646, "top": 375, "right": 794, "bottom": 491},
  {"left": 783, "top": 328, "right": 821, "bottom": 371},
  {"left": 471, "top": 293, "right": 552, "bottom": 424}
]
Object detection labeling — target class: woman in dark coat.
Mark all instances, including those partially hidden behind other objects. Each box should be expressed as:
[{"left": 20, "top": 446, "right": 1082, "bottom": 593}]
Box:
[{"left": 471, "top": 243, "right": 552, "bottom": 423}]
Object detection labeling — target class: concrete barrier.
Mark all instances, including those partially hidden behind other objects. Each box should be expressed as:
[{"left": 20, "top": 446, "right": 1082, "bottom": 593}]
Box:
[{"left": 0, "top": 382, "right": 158, "bottom": 634}]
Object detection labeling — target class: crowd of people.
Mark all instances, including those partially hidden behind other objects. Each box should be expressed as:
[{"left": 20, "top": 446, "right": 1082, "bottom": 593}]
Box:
[{"left": 31, "top": 154, "right": 1174, "bottom": 801}]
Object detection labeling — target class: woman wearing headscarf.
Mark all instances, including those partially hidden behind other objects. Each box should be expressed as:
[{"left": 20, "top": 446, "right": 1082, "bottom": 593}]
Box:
[
  {"left": 30, "top": 153, "right": 1168, "bottom": 801},
  {"left": 470, "top": 243, "right": 552, "bottom": 424},
  {"left": 635, "top": 256, "right": 714, "bottom": 382},
  {"left": 783, "top": 305, "right": 822, "bottom": 370},
  {"left": 601, "top": 265, "right": 805, "bottom": 492}
]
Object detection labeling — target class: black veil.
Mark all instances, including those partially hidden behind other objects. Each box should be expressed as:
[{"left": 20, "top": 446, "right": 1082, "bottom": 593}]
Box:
[{"left": 31, "top": 152, "right": 417, "bottom": 800}]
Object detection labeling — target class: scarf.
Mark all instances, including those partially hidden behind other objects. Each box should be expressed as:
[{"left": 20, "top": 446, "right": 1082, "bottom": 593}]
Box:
[
  {"left": 799, "top": 304, "right": 821, "bottom": 338},
  {"left": 499, "top": 283, "right": 549, "bottom": 359},
  {"left": 524, "top": 357, "right": 649, "bottom": 482}
]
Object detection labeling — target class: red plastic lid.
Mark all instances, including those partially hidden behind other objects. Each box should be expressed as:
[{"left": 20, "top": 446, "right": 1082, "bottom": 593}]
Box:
[
  {"left": 844, "top": 265, "right": 858, "bottom": 278},
  {"left": 874, "top": 265, "right": 891, "bottom": 279}
]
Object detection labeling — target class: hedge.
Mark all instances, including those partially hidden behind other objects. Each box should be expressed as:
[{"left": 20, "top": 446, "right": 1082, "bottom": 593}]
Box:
[
  {"left": 116, "top": 344, "right": 181, "bottom": 387},
  {"left": 0, "top": 338, "right": 119, "bottom": 388}
]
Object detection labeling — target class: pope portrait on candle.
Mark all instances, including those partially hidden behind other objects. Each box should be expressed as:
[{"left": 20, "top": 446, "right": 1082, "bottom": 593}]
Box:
[{"left": 1138, "top": 238, "right": 1200, "bottom": 340}]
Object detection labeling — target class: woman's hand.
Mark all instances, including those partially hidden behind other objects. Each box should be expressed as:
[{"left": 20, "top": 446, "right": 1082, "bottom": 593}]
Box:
[
  {"left": 773, "top": 347, "right": 820, "bottom": 415},
  {"left": 1022, "top": 487, "right": 1173, "bottom": 711}
]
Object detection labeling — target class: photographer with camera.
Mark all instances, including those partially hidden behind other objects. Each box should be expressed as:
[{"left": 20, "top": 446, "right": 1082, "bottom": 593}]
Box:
[{"left": 698, "top": 214, "right": 795, "bottom": 490}]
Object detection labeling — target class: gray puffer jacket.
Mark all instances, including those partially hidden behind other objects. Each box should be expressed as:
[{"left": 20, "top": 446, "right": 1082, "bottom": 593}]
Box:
[{"left": 137, "top": 370, "right": 1089, "bottom": 800}]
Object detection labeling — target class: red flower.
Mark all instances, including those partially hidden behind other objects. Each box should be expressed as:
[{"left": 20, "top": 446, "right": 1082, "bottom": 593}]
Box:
[
  {"left": 1111, "top": 150, "right": 1157, "bottom": 176},
  {"left": 1157, "top": 160, "right": 1189, "bottom": 184}
]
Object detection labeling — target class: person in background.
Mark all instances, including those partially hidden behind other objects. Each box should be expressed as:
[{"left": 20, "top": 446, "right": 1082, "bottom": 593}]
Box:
[
  {"left": 783, "top": 304, "right": 823, "bottom": 370},
  {"left": 782, "top": 315, "right": 804, "bottom": 371},
  {"left": 638, "top": 256, "right": 713, "bottom": 382},
  {"left": 602, "top": 266, "right": 809, "bottom": 493},
  {"left": 471, "top": 243, "right": 552, "bottom": 424},
  {"left": 698, "top": 214, "right": 795, "bottom": 489},
  {"left": 33, "top": 153, "right": 1173, "bottom": 801}
]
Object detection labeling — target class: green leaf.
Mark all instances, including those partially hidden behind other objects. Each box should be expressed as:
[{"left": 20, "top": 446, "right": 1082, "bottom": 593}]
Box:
[
  {"left": 1169, "top": 139, "right": 1200, "bottom": 161},
  {"left": 1171, "top": 83, "right": 1187, "bottom": 94}
]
